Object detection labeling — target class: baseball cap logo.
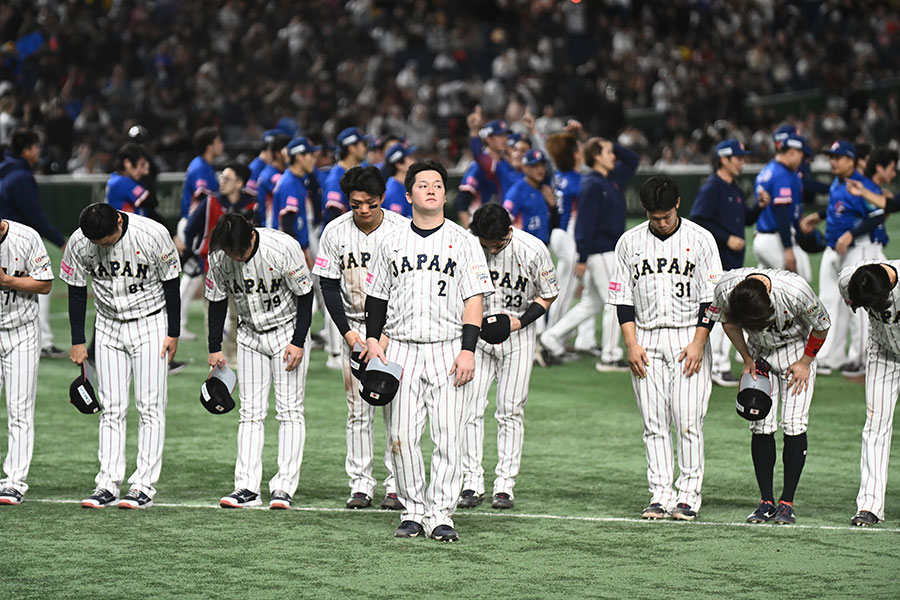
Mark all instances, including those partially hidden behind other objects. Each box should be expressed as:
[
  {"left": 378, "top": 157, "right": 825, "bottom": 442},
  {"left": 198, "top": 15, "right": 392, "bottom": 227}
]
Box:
[{"left": 831, "top": 141, "right": 840, "bottom": 151}]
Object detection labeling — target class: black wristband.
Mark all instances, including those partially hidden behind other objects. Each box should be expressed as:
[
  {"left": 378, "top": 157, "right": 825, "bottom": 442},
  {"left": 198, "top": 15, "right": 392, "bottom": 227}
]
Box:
[
  {"left": 697, "top": 302, "right": 713, "bottom": 330},
  {"left": 461, "top": 323, "right": 480, "bottom": 352},
  {"left": 518, "top": 301, "right": 546, "bottom": 328}
]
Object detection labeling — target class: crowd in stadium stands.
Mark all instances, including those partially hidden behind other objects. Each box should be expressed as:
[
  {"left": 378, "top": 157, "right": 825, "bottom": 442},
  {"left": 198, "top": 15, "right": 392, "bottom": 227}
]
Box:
[{"left": 1, "top": 0, "right": 899, "bottom": 173}]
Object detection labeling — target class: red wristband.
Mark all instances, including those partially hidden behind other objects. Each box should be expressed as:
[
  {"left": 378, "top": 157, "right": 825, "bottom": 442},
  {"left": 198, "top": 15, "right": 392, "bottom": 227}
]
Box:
[{"left": 804, "top": 334, "right": 824, "bottom": 358}]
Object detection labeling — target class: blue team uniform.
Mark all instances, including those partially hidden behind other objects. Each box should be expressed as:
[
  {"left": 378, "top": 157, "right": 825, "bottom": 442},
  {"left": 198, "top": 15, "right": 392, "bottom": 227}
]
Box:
[
  {"left": 384, "top": 177, "right": 412, "bottom": 218},
  {"left": 456, "top": 162, "right": 499, "bottom": 216},
  {"left": 256, "top": 163, "right": 284, "bottom": 229},
  {"left": 554, "top": 169, "right": 581, "bottom": 232},
  {"left": 322, "top": 164, "right": 349, "bottom": 226},
  {"left": 246, "top": 156, "right": 268, "bottom": 197},
  {"left": 755, "top": 160, "right": 803, "bottom": 249},
  {"left": 105, "top": 172, "right": 149, "bottom": 216},
  {"left": 690, "top": 173, "right": 762, "bottom": 270},
  {"left": 503, "top": 179, "right": 550, "bottom": 244},
  {"left": 272, "top": 169, "right": 310, "bottom": 249},
  {"left": 181, "top": 156, "right": 218, "bottom": 218},
  {"left": 468, "top": 136, "right": 523, "bottom": 197},
  {"left": 825, "top": 172, "right": 886, "bottom": 248}
]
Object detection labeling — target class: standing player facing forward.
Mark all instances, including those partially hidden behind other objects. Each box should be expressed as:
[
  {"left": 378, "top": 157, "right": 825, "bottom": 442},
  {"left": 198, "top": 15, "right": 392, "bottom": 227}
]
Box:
[
  {"left": 708, "top": 269, "right": 829, "bottom": 524},
  {"left": 206, "top": 214, "right": 315, "bottom": 510},
  {"left": 608, "top": 176, "right": 722, "bottom": 521},
  {"left": 62, "top": 203, "right": 182, "bottom": 509},
  {"left": 363, "top": 159, "right": 494, "bottom": 542},
  {"left": 458, "top": 203, "right": 558, "bottom": 510}
]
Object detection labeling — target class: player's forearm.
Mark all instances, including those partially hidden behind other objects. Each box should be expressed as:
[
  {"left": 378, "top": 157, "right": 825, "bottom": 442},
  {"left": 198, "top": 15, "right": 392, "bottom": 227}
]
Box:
[
  {"left": 319, "top": 277, "right": 352, "bottom": 336},
  {"left": 722, "top": 322, "right": 752, "bottom": 362},
  {"left": 462, "top": 294, "right": 484, "bottom": 326},
  {"left": 0, "top": 276, "right": 51, "bottom": 294},
  {"left": 67, "top": 284, "right": 88, "bottom": 345},
  {"left": 207, "top": 298, "right": 228, "bottom": 352},
  {"left": 290, "top": 292, "right": 314, "bottom": 348},
  {"left": 620, "top": 321, "right": 639, "bottom": 348},
  {"left": 162, "top": 278, "right": 181, "bottom": 337},
  {"left": 364, "top": 296, "right": 388, "bottom": 341}
]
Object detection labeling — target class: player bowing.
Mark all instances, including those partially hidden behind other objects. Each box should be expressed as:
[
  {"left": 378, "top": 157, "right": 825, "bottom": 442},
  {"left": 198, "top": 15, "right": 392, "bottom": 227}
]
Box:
[
  {"left": 458, "top": 203, "right": 558, "bottom": 510},
  {"left": 707, "top": 268, "right": 830, "bottom": 525}
]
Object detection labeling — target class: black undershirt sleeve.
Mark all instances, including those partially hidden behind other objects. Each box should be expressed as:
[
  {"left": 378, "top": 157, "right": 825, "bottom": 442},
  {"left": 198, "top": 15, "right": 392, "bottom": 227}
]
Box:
[
  {"left": 365, "top": 296, "right": 388, "bottom": 340},
  {"left": 207, "top": 298, "right": 228, "bottom": 353},
  {"left": 319, "top": 277, "right": 351, "bottom": 336},
  {"left": 162, "top": 278, "right": 181, "bottom": 338},
  {"left": 697, "top": 302, "right": 713, "bottom": 330},
  {"left": 68, "top": 284, "right": 88, "bottom": 345},
  {"left": 617, "top": 304, "right": 635, "bottom": 325},
  {"left": 290, "top": 292, "right": 314, "bottom": 348}
]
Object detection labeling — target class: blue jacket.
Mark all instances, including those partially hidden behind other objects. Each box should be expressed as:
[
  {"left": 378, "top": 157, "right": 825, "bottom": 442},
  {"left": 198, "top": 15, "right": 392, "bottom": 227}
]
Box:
[
  {"left": 0, "top": 151, "right": 65, "bottom": 247},
  {"left": 690, "top": 173, "right": 761, "bottom": 270}
]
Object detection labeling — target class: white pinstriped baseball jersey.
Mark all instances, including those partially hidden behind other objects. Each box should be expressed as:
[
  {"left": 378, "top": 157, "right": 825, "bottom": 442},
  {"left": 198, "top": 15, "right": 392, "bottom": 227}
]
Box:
[
  {"left": 205, "top": 228, "right": 313, "bottom": 331},
  {"left": 0, "top": 221, "right": 54, "bottom": 329},
  {"left": 839, "top": 260, "right": 900, "bottom": 357},
  {"left": 60, "top": 213, "right": 180, "bottom": 319},
  {"left": 366, "top": 219, "right": 494, "bottom": 342},
  {"left": 608, "top": 219, "right": 722, "bottom": 327},
  {"left": 312, "top": 209, "right": 408, "bottom": 321},
  {"left": 482, "top": 228, "right": 559, "bottom": 316},
  {"left": 709, "top": 268, "right": 831, "bottom": 358}
]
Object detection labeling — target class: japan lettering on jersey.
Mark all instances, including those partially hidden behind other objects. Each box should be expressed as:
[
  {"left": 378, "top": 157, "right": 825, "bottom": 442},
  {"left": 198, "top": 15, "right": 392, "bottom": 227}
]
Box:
[
  {"left": 366, "top": 220, "right": 494, "bottom": 342},
  {"left": 60, "top": 213, "right": 181, "bottom": 320},
  {"left": 481, "top": 228, "right": 558, "bottom": 318},
  {"left": 709, "top": 268, "right": 831, "bottom": 353},
  {"left": 608, "top": 219, "right": 721, "bottom": 329},
  {"left": 839, "top": 260, "right": 900, "bottom": 356},
  {"left": 0, "top": 221, "right": 54, "bottom": 329},
  {"left": 206, "top": 228, "right": 313, "bottom": 332},
  {"left": 312, "top": 209, "right": 409, "bottom": 321}
]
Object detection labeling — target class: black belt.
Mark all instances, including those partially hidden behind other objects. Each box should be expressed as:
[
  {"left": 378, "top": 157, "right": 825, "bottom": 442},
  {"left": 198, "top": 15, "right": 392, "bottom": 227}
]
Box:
[
  {"left": 122, "top": 307, "right": 163, "bottom": 323},
  {"left": 239, "top": 319, "right": 279, "bottom": 335}
]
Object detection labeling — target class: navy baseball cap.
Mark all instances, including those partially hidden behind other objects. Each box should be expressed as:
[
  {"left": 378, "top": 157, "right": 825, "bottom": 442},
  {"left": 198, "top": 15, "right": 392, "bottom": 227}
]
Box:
[
  {"left": 263, "top": 129, "right": 282, "bottom": 144},
  {"left": 714, "top": 139, "right": 751, "bottom": 157},
  {"left": 522, "top": 149, "right": 548, "bottom": 166},
  {"left": 337, "top": 127, "right": 369, "bottom": 147},
  {"left": 822, "top": 140, "right": 857, "bottom": 159},
  {"left": 287, "top": 136, "right": 321, "bottom": 156},
  {"left": 479, "top": 119, "right": 509, "bottom": 138},
  {"left": 358, "top": 360, "right": 403, "bottom": 406},
  {"left": 507, "top": 132, "right": 522, "bottom": 146},
  {"left": 385, "top": 143, "right": 417, "bottom": 165},
  {"left": 780, "top": 133, "right": 807, "bottom": 153},
  {"left": 773, "top": 124, "right": 798, "bottom": 144}
]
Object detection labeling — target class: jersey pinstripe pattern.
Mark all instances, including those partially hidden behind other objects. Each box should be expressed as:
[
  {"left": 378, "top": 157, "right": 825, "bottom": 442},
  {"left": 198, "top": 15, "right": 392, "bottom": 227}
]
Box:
[
  {"left": 462, "top": 228, "right": 558, "bottom": 498},
  {"left": 0, "top": 222, "right": 54, "bottom": 328}
]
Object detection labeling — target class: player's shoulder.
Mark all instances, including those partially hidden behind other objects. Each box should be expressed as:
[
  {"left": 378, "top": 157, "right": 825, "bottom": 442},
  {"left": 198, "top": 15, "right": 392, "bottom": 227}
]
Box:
[
  {"left": 509, "top": 227, "right": 548, "bottom": 255},
  {"left": 680, "top": 218, "right": 717, "bottom": 245},
  {"left": 322, "top": 210, "right": 356, "bottom": 235},
  {"left": 4, "top": 220, "right": 42, "bottom": 244},
  {"left": 259, "top": 227, "right": 301, "bottom": 251},
  {"left": 381, "top": 208, "right": 411, "bottom": 229},
  {"left": 127, "top": 213, "right": 170, "bottom": 241},
  {"left": 620, "top": 221, "right": 650, "bottom": 242}
]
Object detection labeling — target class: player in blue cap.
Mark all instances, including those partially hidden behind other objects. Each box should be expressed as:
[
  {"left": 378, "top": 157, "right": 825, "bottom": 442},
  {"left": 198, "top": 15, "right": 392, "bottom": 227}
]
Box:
[
  {"left": 247, "top": 129, "right": 282, "bottom": 198},
  {"left": 273, "top": 137, "right": 321, "bottom": 264},
  {"left": 501, "top": 149, "right": 555, "bottom": 244},
  {"left": 466, "top": 106, "right": 521, "bottom": 200},
  {"left": 256, "top": 133, "right": 291, "bottom": 229},
  {"left": 773, "top": 124, "right": 830, "bottom": 205},
  {"left": 322, "top": 127, "right": 369, "bottom": 226},
  {"left": 383, "top": 143, "right": 415, "bottom": 218}
]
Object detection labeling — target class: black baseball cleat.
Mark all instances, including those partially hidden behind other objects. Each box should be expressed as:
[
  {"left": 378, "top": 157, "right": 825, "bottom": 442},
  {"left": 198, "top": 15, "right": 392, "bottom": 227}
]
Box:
[
  {"left": 41, "top": 345, "right": 67, "bottom": 359},
  {"left": 850, "top": 510, "right": 880, "bottom": 527},
  {"left": 712, "top": 370, "right": 740, "bottom": 387},
  {"left": 0, "top": 487, "right": 24, "bottom": 505},
  {"left": 119, "top": 489, "right": 153, "bottom": 509},
  {"left": 492, "top": 492, "right": 514, "bottom": 509},
  {"left": 641, "top": 503, "right": 668, "bottom": 519},
  {"left": 380, "top": 493, "right": 404, "bottom": 510},
  {"left": 431, "top": 524, "right": 459, "bottom": 542},
  {"left": 457, "top": 489, "right": 484, "bottom": 508},
  {"left": 671, "top": 503, "right": 697, "bottom": 521},
  {"left": 346, "top": 492, "right": 372, "bottom": 509},
  {"left": 394, "top": 520, "right": 424, "bottom": 538},
  {"left": 772, "top": 501, "right": 795, "bottom": 525},
  {"left": 168, "top": 360, "right": 187, "bottom": 375},
  {"left": 82, "top": 488, "right": 117, "bottom": 509},
  {"left": 269, "top": 490, "right": 292, "bottom": 510},
  {"left": 220, "top": 489, "right": 261, "bottom": 508},
  {"left": 746, "top": 500, "right": 777, "bottom": 523}
]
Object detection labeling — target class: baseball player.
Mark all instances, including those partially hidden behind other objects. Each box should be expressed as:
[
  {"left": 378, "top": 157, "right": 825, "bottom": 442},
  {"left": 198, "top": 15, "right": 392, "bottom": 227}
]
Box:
[
  {"left": 383, "top": 143, "right": 415, "bottom": 218},
  {"left": 105, "top": 143, "right": 150, "bottom": 216},
  {"left": 313, "top": 166, "right": 408, "bottom": 510},
  {"left": 840, "top": 261, "right": 900, "bottom": 526},
  {"left": 62, "top": 204, "right": 182, "bottom": 509},
  {"left": 753, "top": 132, "right": 812, "bottom": 281},
  {"left": 362, "top": 158, "right": 494, "bottom": 542},
  {"left": 466, "top": 107, "right": 521, "bottom": 199},
  {"left": 458, "top": 203, "right": 558, "bottom": 510},
  {"left": 246, "top": 129, "right": 281, "bottom": 198},
  {"left": 256, "top": 133, "right": 290, "bottom": 229},
  {"left": 0, "top": 218, "right": 54, "bottom": 505},
  {"left": 708, "top": 268, "right": 830, "bottom": 524},
  {"left": 502, "top": 149, "right": 555, "bottom": 245},
  {"left": 690, "top": 139, "right": 765, "bottom": 387},
  {"left": 206, "top": 214, "right": 314, "bottom": 510},
  {"left": 322, "top": 127, "right": 369, "bottom": 226},
  {"left": 608, "top": 176, "right": 722, "bottom": 521},
  {"left": 456, "top": 160, "right": 498, "bottom": 229}
]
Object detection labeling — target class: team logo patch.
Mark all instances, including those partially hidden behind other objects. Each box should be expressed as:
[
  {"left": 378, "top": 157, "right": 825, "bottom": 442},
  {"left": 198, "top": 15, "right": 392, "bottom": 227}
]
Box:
[
  {"left": 60, "top": 260, "right": 74, "bottom": 276},
  {"left": 33, "top": 254, "right": 50, "bottom": 268},
  {"left": 315, "top": 256, "right": 329, "bottom": 269},
  {"left": 205, "top": 277, "right": 214, "bottom": 291},
  {"left": 327, "top": 191, "right": 342, "bottom": 201},
  {"left": 366, "top": 272, "right": 375, "bottom": 285},
  {"left": 779, "top": 187, "right": 792, "bottom": 196},
  {"left": 287, "top": 195, "right": 299, "bottom": 208},
  {"left": 708, "top": 305, "right": 721, "bottom": 314},
  {"left": 196, "top": 178, "right": 207, "bottom": 190},
  {"left": 609, "top": 281, "right": 622, "bottom": 292},
  {"left": 487, "top": 315, "right": 498, "bottom": 324},
  {"left": 707, "top": 270, "right": 722, "bottom": 282}
]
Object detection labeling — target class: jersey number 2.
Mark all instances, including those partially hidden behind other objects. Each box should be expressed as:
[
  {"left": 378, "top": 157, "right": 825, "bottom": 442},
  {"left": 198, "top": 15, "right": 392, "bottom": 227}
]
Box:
[{"left": 437, "top": 280, "right": 447, "bottom": 296}]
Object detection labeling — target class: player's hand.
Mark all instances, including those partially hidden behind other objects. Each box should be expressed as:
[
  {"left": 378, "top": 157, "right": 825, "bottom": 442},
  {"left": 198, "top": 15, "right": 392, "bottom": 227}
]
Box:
[
  {"left": 541, "top": 184, "right": 556, "bottom": 207},
  {"left": 360, "top": 337, "right": 388, "bottom": 365},
  {"left": 509, "top": 316, "right": 522, "bottom": 332},
  {"left": 160, "top": 336, "right": 178, "bottom": 362},
  {"left": 835, "top": 231, "right": 854, "bottom": 255},
  {"left": 846, "top": 179, "right": 864, "bottom": 196},
  {"left": 799, "top": 213, "right": 820, "bottom": 234},
  {"left": 678, "top": 341, "right": 704, "bottom": 377},
  {"left": 784, "top": 248, "right": 797, "bottom": 273},
  {"left": 564, "top": 119, "right": 584, "bottom": 135},
  {"left": 573, "top": 262, "right": 587, "bottom": 279},
  {"left": 785, "top": 358, "right": 812, "bottom": 396},
  {"left": 467, "top": 105, "right": 484, "bottom": 136},
  {"left": 756, "top": 189, "right": 772, "bottom": 209},
  {"left": 521, "top": 106, "right": 536, "bottom": 133},
  {"left": 283, "top": 343, "right": 304, "bottom": 372},
  {"left": 450, "top": 349, "right": 475, "bottom": 387},
  {"left": 626, "top": 342, "right": 650, "bottom": 379},
  {"left": 742, "top": 357, "right": 757, "bottom": 380},
  {"left": 208, "top": 351, "right": 226, "bottom": 369},
  {"left": 70, "top": 344, "right": 88, "bottom": 366},
  {"left": 173, "top": 236, "right": 186, "bottom": 255},
  {"left": 344, "top": 330, "right": 364, "bottom": 350},
  {"left": 379, "top": 334, "right": 389, "bottom": 352},
  {"left": 726, "top": 235, "right": 745, "bottom": 251}
]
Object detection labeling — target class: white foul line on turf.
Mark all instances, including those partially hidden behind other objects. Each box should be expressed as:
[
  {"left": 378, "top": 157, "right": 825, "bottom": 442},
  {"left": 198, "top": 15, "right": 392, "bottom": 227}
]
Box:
[{"left": 26, "top": 498, "right": 899, "bottom": 533}]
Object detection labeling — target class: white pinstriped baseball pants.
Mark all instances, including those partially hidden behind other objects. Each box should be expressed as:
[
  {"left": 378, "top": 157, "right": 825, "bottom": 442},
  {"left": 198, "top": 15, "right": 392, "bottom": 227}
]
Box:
[
  {"left": 383, "top": 339, "right": 466, "bottom": 535},
  {"left": 94, "top": 311, "right": 168, "bottom": 498},
  {"left": 341, "top": 320, "right": 394, "bottom": 498},
  {"left": 0, "top": 321, "right": 39, "bottom": 493},
  {"left": 462, "top": 327, "right": 536, "bottom": 497},
  {"left": 857, "top": 345, "right": 900, "bottom": 520},
  {"left": 748, "top": 343, "right": 816, "bottom": 437},
  {"left": 632, "top": 326, "right": 711, "bottom": 512},
  {"left": 234, "top": 324, "right": 310, "bottom": 496}
]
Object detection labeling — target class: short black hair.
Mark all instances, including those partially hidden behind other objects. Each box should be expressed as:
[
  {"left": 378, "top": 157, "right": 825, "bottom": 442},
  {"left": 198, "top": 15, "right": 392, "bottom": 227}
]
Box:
[
  {"left": 115, "top": 142, "right": 148, "bottom": 172},
  {"left": 340, "top": 165, "right": 386, "bottom": 199},
  {"left": 10, "top": 129, "right": 39, "bottom": 156},
  {"left": 864, "top": 148, "right": 899, "bottom": 179},
  {"left": 223, "top": 161, "right": 251, "bottom": 186},
  {"left": 268, "top": 134, "right": 291, "bottom": 153},
  {"left": 404, "top": 159, "right": 448, "bottom": 194},
  {"left": 724, "top": 278, "right": 775, "bottom": 331},
  {"left": 639, "top": 175, "right": 680, "bottom": 212},
  {"left": 209, "top": 213, "right": 254, "bottom": 256},
  {"left": 79, "top": 203, "right": 120, "bottom": 241},
  {"left": 193, "top": 127, "right": 220, "bottom": 155},
  {"left": 856, "top": 142, "right": 872, "bottom": 162},
  {"left": 470, "top": 203, "right": 511, "bottom": 240},
  {"left": 848, "top": 264, "right": 894, "bottom": 313}
]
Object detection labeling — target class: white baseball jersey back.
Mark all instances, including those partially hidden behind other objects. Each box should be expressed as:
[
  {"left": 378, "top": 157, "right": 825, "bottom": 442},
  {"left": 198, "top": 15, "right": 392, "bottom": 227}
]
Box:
[
  {"left": 0, "top": 221, "right": 54, "bottom": 328},
  {"left": 839, "top": 260, "right": 900, "bottom": 357}
]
